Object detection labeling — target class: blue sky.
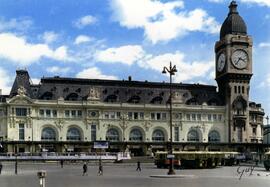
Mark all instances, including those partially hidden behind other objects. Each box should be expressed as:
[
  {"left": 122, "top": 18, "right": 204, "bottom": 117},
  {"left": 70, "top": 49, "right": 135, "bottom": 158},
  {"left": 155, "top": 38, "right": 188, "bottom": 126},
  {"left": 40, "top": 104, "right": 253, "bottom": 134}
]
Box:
[{"left": 0, "top": 0, "right": 269, "bottom": 117}]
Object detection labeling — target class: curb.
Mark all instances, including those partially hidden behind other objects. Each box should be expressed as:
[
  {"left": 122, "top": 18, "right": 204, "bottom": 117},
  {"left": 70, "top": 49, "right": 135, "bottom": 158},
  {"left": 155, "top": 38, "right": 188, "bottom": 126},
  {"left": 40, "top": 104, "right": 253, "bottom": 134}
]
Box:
[{"left": 150, "top": 174, "right": 195, "bottom": 178}]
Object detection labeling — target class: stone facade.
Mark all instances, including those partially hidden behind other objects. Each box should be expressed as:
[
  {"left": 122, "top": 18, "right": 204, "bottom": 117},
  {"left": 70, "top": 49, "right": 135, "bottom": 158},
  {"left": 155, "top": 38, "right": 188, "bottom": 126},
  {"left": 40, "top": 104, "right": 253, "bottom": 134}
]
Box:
[{"left": 0, "top": 1, "right": 265, "bottom": 155}]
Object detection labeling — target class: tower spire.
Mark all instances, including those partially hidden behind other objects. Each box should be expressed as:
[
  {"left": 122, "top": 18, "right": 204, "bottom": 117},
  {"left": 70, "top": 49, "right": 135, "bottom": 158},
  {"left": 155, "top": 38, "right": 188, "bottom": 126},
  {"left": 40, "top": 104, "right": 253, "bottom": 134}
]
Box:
[{"left": 229, "top": 1, "right": 238, "bottom": 15}]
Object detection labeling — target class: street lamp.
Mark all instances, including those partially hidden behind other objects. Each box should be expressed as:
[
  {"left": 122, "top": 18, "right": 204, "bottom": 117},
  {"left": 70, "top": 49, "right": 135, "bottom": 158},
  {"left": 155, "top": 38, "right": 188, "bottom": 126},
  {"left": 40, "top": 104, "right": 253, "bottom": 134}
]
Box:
[
  {"left": 162, "top": 62, "right": 177, "bottom": 175},
  {"left": 266, "top": 116, "right": 269, "bottom": 144}
]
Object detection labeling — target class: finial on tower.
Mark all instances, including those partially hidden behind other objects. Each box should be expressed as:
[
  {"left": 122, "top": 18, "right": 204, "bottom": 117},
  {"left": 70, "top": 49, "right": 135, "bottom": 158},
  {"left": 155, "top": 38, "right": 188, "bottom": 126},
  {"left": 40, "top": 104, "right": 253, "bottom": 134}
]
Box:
[{"left": 229, "top": 1, "right": 238, "bottom": 15}]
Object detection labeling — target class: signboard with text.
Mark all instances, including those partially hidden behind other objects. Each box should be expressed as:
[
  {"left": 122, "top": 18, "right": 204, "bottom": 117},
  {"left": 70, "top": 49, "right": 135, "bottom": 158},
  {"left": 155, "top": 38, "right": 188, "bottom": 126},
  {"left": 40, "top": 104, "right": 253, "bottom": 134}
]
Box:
[
  {"left": 167, "top": 154, "right": 175, "bottom": 159},
  {"left": 94, "top": 141, "right": 109, "bottom": 149}
]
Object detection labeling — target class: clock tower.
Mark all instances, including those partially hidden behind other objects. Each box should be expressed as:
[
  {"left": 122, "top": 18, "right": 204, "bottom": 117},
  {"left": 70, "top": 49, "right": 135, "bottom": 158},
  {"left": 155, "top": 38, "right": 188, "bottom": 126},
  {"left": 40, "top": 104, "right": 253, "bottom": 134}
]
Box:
[{"left": 215, "top": 1, "right": 253, "bottom": 143}]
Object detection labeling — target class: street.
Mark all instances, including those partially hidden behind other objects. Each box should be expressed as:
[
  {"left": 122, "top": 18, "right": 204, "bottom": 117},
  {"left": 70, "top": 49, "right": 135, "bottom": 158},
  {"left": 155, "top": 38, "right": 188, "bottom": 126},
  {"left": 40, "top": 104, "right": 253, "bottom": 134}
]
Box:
[{"left": 0, "top": 162, "right": 270, "bottom": 187}]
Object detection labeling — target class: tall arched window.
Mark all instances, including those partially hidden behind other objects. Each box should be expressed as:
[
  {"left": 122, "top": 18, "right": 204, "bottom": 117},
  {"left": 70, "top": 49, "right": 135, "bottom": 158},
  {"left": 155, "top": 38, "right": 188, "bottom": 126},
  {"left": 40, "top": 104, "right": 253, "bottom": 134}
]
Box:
[
  {"left": 187, "top": 130, "right": 199, "bottom": 142},
  {"left": 152, "top": 129, "right": 165, "bottom": 142},
  {"left": 67, "top": 127, "right": 81, "bottom": 141},
  {"left": 129, "top": 129, "right": 143, "bottom": 142},
  {"left": 41, "top": 127, "right": 56, "bottom": 141},
  {"left": 208, "top": 130, "right": 220, "bottom": 142},
  {"left": 106, "top": 128, "right": 120, "bottom": 141}
]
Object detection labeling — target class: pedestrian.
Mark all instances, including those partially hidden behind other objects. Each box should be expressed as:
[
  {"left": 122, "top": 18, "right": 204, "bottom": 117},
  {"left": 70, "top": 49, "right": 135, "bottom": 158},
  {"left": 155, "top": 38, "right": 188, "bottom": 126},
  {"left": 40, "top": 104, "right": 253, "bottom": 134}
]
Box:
[
  {"left": 98, "top": 159, "right": 103, "bottom": 176},
  {"left": 60, "top": 160, "right": 64, "bottom": 168},
  {"left": 0, "top": 162, "right": 2, "bottom": 174},
  {"left": 136, "top": 161, "right": 141, "bottom": 171},
  {"left": 83, "top": 162, "right": 87, "bottom": 176}
]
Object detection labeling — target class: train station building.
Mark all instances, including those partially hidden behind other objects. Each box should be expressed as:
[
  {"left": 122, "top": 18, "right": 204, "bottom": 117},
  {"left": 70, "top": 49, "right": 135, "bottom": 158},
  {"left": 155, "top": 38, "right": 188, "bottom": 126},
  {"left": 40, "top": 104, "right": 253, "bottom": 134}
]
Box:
[{"left": 0, "top": 1, "right": 265, "bottom": 156}]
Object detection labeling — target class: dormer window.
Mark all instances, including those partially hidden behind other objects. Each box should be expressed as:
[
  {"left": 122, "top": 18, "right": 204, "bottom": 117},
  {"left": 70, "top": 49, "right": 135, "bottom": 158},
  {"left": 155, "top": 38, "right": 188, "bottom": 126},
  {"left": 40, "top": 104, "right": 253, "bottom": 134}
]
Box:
[
  {"left": 128, "top": 95, "right": 140, "bottom": 104},
  {"left": 105, "top": 95, "right": 117, "bottom": 103},
  {"left": 65, "top": 93, "right": 79, "bottom": 101}
]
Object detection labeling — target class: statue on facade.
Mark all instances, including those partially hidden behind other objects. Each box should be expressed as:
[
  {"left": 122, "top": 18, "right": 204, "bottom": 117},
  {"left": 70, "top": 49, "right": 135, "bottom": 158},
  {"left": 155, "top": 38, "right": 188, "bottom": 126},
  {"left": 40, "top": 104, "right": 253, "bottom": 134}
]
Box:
[
  {"left": 87, "top": 87, "right": 100, "bottom": 100},
  {"left": 171, "top": 91, "right": 183, "bottom": 104},
  {"left": 17, "top": 86, "right": 26, "bottom": 96}
]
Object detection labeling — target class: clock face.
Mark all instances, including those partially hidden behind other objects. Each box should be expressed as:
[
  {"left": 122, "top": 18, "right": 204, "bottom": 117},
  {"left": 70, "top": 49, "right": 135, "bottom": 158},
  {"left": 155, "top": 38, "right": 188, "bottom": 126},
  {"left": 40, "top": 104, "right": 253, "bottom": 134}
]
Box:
[
  {"left": 231, "top": 50, "right": 248, "bottom": 69},
  {"left": 217, "top": 53, "right": 226, "bottom": 72}
]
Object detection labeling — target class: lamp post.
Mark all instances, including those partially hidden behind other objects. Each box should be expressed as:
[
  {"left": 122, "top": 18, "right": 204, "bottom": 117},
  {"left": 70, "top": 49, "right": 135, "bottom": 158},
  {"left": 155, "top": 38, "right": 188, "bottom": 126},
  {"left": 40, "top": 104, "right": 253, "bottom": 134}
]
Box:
[
  {"left": 162, "top": 62, "right": 177, "bottom": 175},
  {"left": 266, "top": 116, "right": 269, "bottom": 144}
]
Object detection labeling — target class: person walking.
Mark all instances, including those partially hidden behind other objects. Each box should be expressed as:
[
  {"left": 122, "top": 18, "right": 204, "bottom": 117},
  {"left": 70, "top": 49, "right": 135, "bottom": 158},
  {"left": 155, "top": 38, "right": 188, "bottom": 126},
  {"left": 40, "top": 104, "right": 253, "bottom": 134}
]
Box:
[
  {"left": 82, "top": 162, "right": 88, "bottom": 176},
  {"left": 136, "top": 161, "right": 141, "bottom": 172},
  {"left": 98, "top": 159, "right": 103, "bottom": 176},
  {"left": 0, "top": 162, "right": 2, "bottom": 174},
  {"left": 60, "top": 160, "right": 64, "bottom": 168}
]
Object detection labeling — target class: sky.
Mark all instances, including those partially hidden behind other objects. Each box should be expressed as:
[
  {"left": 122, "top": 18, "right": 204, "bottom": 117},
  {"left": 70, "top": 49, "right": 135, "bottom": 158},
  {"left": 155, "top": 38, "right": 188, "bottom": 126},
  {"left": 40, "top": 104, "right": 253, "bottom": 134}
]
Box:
[{"left": 0, "top": 0, "right": 269, "bottom": 117}]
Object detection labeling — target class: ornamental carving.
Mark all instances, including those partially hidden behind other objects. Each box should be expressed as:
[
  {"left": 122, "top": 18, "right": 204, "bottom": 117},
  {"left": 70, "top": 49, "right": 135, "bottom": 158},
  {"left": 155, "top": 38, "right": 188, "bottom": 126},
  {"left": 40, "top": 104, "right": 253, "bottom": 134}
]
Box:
[
  {"left": 172, "top": 91, "right": 183, "bottom": 104},
  {"left": 54, "top": 119, "right": 65, "bottom": 131},
  {"left": 87, "top": 87, "right": 100, "bottom": 100},
  {"left": 17, "top": 86, "right": 26, "bottom": 96},
  {"left": 143, "top": 121, "right": 152, "bottom": 131},
  {"left": 193, "top": 123, "right": 206, "bottom": 132}
]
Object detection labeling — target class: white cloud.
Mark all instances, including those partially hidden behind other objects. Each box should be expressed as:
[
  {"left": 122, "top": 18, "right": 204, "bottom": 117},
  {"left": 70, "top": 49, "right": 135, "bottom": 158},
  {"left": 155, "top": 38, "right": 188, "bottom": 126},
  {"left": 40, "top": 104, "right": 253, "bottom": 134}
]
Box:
[
  {"left": 95, "top": 45, "right": 145, "bottom": 65},
  {"left": 73, "top": 15, "right": 97, "bottom": 29},
  {"left": 0, "top": 68, "right": 12, "bottom": 95},
  {"left": 208, "top": 0, "right": 224, "bottom": 2},
  {"left": 46, "top": 66, "right": 71, "bottom": 74},
  {"left": 0, "top": 33, "right": 72, "bottom": 65},
  {"left": 208, "top": 0, "right": 270, "bottom": 7},
  {"left": 110, "top": 0, "right": 220, "bottom": 44},
  {"left": 42, "top": 31, "right": 58, "bottom": 43},
  {"left": 258, "top": 74, "right": 270, "bottom": 88},
  {"left": 31, "top": 78, "right": 40, "bottom": 85},
  {"left": 76, "top": 67, "right": 117, "bottom": 80},
  {"left": 74, "top": 35, "right": 93, "bottom": 45},
  {"left": 240, "top": 0, "right": 270, "bottom": 7},
  {"left": 0, "top": 17, "right": 33, "bottom": 32},
  {"left": 94, "top": 44, "right": 214, "bottom": 82},
  {"left": 259, "top": 42, "right": 270, "bottom": 48},
  {"left": 138, "top": 52, "right": 214, "bottom": 82}
]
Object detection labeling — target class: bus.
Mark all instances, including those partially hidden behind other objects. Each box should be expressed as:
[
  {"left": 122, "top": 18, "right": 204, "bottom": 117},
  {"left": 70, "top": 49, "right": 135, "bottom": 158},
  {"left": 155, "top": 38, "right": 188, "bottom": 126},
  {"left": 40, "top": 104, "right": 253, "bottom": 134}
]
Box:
[
  {"left": 263, "top": 152, "right": 270, "bottom": 171},
  {"left": 154, "top": 151, "right": 225, "bottom": 169},
  {"left": 222, "top": 152, "right": 241, "bottom": 166}
]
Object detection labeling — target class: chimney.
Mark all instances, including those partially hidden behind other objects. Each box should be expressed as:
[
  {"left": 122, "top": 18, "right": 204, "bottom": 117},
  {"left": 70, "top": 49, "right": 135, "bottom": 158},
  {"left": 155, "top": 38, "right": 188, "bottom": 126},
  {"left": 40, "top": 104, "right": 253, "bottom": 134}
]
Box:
[{"left": 128, "top": 76, "right": 132, "bottom": 81}]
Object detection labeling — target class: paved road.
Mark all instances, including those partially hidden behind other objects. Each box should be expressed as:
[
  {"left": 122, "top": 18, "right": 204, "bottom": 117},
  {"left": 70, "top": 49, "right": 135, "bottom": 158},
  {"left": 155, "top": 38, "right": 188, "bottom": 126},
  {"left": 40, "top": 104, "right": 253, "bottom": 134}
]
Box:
[{"left": 0, "top": 162, "right": 270, "bottom": 187}]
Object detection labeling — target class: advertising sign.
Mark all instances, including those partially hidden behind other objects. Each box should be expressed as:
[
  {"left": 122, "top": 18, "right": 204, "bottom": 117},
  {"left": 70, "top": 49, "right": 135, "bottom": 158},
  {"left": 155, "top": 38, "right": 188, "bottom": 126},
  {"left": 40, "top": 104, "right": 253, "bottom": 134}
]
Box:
[{"left": 94, "top": 141, "right": 109, "bottom": 149}]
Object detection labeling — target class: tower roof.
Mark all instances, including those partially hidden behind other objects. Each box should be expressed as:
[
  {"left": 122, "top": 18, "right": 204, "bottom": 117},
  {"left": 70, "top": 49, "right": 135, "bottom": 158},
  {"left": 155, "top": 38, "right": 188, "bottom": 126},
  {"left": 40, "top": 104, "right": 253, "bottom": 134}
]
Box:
[{"left": 220, "top": 1, "right": 247, "bottom": 39}]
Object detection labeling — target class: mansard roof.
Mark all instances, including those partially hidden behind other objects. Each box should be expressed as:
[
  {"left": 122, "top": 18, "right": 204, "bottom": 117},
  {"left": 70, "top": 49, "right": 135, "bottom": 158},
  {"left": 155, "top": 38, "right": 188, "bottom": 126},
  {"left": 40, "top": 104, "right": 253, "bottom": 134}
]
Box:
[{"left": 6, "top": 70, "right": 224, "bottom": 106}]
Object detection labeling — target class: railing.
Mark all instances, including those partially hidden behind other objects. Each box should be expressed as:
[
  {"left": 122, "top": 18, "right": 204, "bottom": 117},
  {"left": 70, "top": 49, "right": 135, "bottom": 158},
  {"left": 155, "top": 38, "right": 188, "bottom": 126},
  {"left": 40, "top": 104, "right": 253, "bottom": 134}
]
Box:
[{"left": 0, "top": 152, "right": 131, "bottom": 161}]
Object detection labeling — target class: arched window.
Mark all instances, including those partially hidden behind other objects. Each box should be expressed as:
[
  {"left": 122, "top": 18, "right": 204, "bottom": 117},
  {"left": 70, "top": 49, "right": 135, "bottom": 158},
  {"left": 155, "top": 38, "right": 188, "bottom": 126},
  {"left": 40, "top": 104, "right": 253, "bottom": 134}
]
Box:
[
  {"left": 41, "top": 127, "right": 56, "bottom": 141},
  {"left": 65, "top": 93, "right": 79, "bottom": 101},
  {"left": 129, "top": 129, "right": 143, "bottom": 142},
  {"left": 207, "top": 98, "right": 219, "bottom": 106},
  {"left": 128, "top": 96, "right": 140, "bottom": 104},
  {"left": 152, "top": 129, "right": 165, "bottom": 142},
  {"left": 187, "top": 130, "right": 199, "bottom": 142},
  {"left": 67, "top": 128, "right": 81, "bottom": 141},
  {"left": 40, "top": 92, "right": 53, "bottom": 100},
  {"left": 105, "top": 95, "right": 117, "bottom": 103},
  {"left": 186, "top": 98, "right": 199, "bottom": 105},
  {"left": 150, "top": 96, "right": 163, "bottom": 104},
  {"left": 106, "top": 128, "right": 120, "bottom": 142},
  {"left": 208, "top": 130, "right": 220, "bottom": 142}
]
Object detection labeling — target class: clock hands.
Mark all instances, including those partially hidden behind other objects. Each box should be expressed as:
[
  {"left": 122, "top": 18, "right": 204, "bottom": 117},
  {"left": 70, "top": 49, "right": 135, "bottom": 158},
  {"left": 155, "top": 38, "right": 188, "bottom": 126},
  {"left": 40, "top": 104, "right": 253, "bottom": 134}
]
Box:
[
  {"left": 235, "top": 57, "right": 247, "bottom": 67},
  {"left": 235, "top": 58, "right": 240, "bottom": 65}
]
